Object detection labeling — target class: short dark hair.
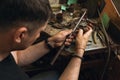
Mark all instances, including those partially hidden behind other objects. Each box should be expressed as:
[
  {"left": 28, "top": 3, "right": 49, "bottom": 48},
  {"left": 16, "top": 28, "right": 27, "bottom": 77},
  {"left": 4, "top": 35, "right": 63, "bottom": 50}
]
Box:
[{"left": 0, "top": 0, "right": 52, "bottom": 31}]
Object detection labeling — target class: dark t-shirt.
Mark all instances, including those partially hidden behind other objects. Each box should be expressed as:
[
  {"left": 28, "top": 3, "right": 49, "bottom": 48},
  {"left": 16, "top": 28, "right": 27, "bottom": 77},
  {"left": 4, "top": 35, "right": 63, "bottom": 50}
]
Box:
[{"left": 0, "top": 54, "right": 29, "bottom": 80}]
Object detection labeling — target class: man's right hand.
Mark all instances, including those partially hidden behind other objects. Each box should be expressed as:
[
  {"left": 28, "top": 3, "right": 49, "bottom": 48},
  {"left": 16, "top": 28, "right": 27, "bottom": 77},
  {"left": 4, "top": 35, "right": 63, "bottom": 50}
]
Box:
[{"left": 76, "top": 26, "right": 93, "bottom": 56}]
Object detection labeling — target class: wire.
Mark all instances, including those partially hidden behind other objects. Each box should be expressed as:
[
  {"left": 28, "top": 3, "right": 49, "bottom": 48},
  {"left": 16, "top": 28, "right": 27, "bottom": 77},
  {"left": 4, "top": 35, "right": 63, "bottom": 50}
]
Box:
[{"left": 97, "top": 9, "right": 111, "bottom": 80}]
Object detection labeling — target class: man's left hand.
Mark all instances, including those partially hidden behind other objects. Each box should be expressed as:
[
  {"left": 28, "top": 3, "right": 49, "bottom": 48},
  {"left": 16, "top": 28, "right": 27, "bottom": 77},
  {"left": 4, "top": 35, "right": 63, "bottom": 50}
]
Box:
[{"left": 48, "top": 29, "right": 73, "bottom": 48}]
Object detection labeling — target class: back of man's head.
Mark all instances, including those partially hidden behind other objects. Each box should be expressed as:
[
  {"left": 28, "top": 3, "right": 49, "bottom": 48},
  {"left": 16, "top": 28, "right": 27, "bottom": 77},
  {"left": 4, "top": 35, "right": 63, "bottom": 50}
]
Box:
[{"left": 0, "top": 0, "right": 52, "bottom": 31}]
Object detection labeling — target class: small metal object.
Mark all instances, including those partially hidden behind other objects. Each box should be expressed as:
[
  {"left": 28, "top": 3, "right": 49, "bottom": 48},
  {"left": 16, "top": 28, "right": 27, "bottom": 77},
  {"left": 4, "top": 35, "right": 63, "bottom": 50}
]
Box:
[{"left": 50, "top": 11, "right": 87, "bottom": 65}]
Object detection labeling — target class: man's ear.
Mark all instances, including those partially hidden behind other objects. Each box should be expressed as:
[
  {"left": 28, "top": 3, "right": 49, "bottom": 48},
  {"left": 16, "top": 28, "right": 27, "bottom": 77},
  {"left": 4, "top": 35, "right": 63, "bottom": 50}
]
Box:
[{"left": 14, "top": 27, "right": 28, "bottom": 43}]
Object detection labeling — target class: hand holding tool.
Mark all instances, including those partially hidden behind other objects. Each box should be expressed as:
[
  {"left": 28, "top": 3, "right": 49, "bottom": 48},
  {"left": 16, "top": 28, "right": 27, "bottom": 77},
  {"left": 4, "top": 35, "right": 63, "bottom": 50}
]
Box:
[{"left": 50, "top": 11, "right": 87, "bottom": 65}]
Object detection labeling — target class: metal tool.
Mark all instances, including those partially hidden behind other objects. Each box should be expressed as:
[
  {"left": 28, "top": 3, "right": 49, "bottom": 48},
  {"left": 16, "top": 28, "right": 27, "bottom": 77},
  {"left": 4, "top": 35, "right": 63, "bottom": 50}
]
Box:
[{"left": 50, "top": 11, "right": 87, "bottom": 65}]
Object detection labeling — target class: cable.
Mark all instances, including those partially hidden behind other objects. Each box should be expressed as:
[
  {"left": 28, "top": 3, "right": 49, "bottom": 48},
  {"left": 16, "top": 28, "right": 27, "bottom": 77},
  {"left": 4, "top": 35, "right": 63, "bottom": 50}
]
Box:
[{"left": 97, "top": 9, "right": 111, "bottom": 80}]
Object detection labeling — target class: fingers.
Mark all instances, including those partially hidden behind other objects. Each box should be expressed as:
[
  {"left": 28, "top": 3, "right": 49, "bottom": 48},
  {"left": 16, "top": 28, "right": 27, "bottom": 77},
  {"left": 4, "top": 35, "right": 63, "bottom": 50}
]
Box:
[
  {"left": 52, "top": 29, "right": 73, "bottom": 47},
  {"left": 66, "top": 38, "right": 73, "bottom": 42},
  {"left": 55, "top": 42, "right": 71, "bottom": 46},
  {"left": 84, "top": 26, "right": 93, "bottom": 37},
  {"left": 65, "top": 38, "right": 73, "bottom": 46},
  {"left": 77, "top": 26, "right": 92, "bottom": 37},
  {"left": 61, "top": 29, "right": 72, "bottom": 36},
  {"left": 65, "top": 42, "right": 71, "bottom": 46},
  {"left": 75, "top": 26, "right": 92, "bottom": 47},
  {"left": 77, "top": 29, "right": 83, "bottom": 37}
]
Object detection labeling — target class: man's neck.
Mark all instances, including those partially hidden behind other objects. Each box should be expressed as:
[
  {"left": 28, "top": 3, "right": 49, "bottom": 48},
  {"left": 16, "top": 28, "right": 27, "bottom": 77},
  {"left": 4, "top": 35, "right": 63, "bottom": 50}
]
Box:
[
  {"left": 0, "top": 41, "right": 11, "bottom": 61},
  {"left": 0, "top": 33, "right": 12, "bottom": 61},
  {"left": 0, "top": 51, "right": 10, "bottom": 61}
]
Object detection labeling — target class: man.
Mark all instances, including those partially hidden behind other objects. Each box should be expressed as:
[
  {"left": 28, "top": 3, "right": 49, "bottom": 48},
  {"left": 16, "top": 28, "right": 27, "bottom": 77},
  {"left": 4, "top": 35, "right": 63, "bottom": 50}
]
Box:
[{"left": 0, "top": 0, "right": 92, "bottom": 80}]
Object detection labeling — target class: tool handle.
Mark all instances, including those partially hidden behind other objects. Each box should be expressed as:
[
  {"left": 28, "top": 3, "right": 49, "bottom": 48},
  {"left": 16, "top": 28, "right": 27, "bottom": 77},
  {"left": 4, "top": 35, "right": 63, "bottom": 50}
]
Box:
[{"left": 50, "top": 44, "right": 65, "bottom": 65}]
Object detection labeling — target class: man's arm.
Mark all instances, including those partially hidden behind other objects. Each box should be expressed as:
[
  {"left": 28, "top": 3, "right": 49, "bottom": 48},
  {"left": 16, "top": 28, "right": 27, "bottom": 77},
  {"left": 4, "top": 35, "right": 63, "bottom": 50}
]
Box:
[
  {"left": 12, "top": 40, "right": 50, "bottom": 66},
  {"left": 59, "top": 49, "right": 84, "bottom": 80},
  {"left": 59, "top": 27, "right": 92, "bottom": 80}
]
